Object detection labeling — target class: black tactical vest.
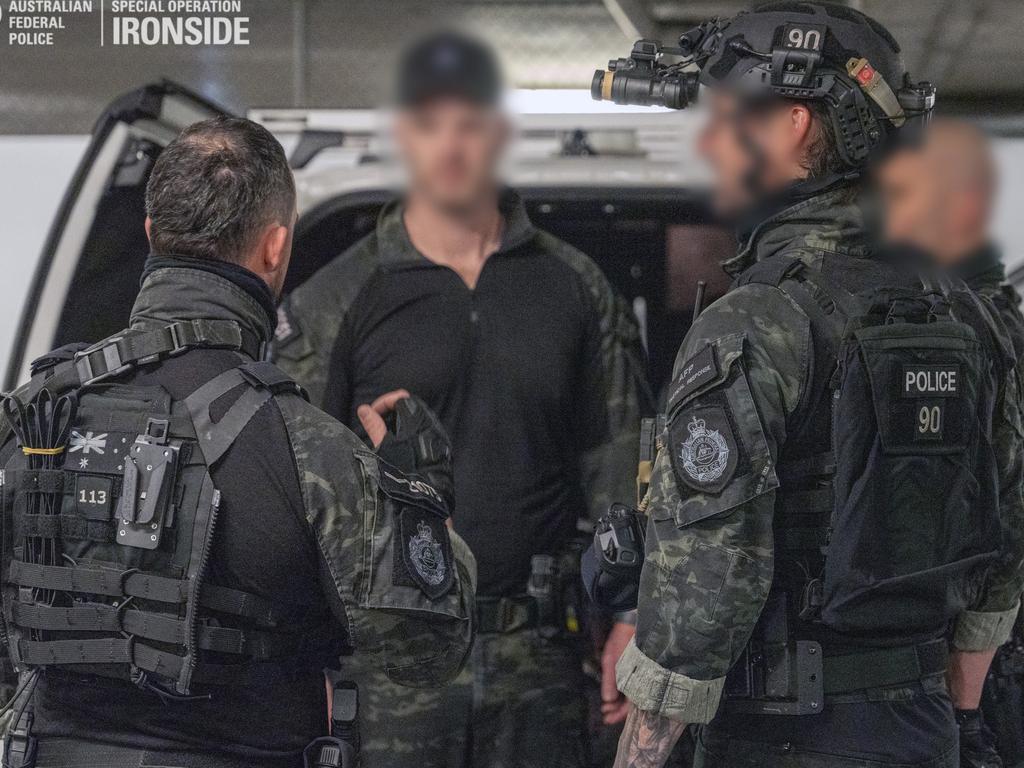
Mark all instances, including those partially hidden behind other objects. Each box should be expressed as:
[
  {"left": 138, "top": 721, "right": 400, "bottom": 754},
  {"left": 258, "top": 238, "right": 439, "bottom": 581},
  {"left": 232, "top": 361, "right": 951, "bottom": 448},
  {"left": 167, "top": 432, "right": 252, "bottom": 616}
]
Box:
[
  {"left": 735, "top": 253, "right": 1005, "bottom": 641},
  {"left": 1, "top": 320, "right": 325, "bottom": 699}
]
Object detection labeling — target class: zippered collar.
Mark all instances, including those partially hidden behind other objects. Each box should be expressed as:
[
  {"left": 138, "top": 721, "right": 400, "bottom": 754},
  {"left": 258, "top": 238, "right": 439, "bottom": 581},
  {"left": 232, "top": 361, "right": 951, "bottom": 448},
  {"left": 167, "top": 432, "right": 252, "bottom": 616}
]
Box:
[
  {"left": 376, "top": 188, "right": 538, "bottom": 269},
  {"left": 723, "top": 179, "right": 871, "bottom": 277},
  {"left": 130, "top": 258, "right": 276, "bottom": 347}
]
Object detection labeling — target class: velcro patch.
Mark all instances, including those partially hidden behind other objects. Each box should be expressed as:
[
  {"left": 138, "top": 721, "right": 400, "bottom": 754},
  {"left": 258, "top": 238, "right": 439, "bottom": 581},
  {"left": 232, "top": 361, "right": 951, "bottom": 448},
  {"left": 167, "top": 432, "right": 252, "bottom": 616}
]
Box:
[
  {"left": 900, "top": 365, "right": 961, "bottom": 398},
  {"left": 75, "top": 475, "right": 113, "bottom": 521},
  {"left": 668, "top": 345, "right": 719, "bottom": 408},
  {"left": 668, "top": 404, "right": 739, "bottom": 494},
  {"left": 396, "top": 507, "right": 454, "bottom": 600},
  {"left": 377, "top": 462, "right": 449, "bottom": 518}
]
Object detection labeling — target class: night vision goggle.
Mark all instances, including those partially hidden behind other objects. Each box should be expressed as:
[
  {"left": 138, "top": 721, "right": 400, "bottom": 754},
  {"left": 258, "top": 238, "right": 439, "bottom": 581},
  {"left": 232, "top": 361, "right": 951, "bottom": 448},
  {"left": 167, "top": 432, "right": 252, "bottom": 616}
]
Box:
[{"left": 592, "top": 18, "right": 936, "bottom": 167}]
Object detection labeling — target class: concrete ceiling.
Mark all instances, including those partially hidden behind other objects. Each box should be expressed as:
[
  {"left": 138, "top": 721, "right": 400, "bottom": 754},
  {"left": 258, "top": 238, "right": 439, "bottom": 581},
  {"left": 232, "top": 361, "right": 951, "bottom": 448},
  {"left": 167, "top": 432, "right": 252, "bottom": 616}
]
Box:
[{"left": 0, "top": 0, "right": 1020, "bottom": 134}]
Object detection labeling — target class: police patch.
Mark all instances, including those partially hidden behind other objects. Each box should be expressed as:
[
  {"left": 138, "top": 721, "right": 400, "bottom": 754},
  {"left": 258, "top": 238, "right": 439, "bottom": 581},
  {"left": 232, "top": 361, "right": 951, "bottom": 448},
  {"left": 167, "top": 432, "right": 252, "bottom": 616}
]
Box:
[
  {"left": 397, "top": 507, "right": 454, "bottom": 600},
  {"left": 668, "top": 404, "right": 738, "bottom": 494}
]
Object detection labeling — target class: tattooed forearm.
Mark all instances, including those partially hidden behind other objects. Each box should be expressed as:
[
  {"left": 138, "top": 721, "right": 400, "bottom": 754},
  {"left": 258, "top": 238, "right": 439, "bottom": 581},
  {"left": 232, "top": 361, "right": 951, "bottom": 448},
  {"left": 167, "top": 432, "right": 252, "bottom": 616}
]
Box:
[{"left": 612, "top": 703, "right": 688, "bottom": 768}]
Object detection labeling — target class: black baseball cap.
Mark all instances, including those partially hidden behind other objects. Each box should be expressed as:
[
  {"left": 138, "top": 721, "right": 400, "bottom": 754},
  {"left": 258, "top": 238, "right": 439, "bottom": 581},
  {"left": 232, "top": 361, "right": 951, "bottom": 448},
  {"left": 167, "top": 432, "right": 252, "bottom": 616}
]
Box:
[{"left": 395, "top": 31, "right": 504, "bottom": 107}]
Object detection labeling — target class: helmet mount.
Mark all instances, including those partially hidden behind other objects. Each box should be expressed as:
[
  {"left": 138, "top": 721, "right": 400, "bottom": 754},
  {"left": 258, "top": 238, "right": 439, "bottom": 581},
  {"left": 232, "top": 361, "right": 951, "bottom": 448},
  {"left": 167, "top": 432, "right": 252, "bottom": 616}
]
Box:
[{"left": 592, "top": 2, "right": 935, "bottom": 171}]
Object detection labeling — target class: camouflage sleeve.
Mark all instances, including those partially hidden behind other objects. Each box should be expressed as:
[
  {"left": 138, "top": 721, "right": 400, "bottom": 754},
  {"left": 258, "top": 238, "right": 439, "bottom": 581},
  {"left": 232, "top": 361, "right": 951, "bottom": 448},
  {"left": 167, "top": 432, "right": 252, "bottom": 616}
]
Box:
[
  {"left": 272, "top": 240, "right": 378, "bottom": 409},
  {"left": 546, "top": 233, "right": 654, "bottom": 522},
  {"left": 954, "top": 362, "right": 1024, "bottom": 650},
  {"left": 277, "top": 395, "right": 475, "bottom": 688},
  {"left": 616, "top": 285, "right": 808, "bottom": 722}
]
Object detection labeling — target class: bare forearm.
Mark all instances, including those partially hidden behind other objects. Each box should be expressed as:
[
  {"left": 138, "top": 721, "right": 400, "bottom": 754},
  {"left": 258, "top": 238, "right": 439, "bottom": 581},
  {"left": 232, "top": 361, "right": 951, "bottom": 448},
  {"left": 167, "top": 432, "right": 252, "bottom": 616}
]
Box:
[
  {"left": 613, "top": 703, "right": 687, "bottom": 768},
  {"left": 948, "top": 648, "right": 998, "bottom": 709}
]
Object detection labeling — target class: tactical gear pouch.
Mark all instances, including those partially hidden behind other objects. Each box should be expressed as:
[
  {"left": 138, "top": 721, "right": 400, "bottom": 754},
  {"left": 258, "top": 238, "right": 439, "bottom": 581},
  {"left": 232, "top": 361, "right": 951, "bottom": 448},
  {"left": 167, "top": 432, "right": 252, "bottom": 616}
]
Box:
[{"left": 823, "top": 313, "right": 1000, "bottom": 635}]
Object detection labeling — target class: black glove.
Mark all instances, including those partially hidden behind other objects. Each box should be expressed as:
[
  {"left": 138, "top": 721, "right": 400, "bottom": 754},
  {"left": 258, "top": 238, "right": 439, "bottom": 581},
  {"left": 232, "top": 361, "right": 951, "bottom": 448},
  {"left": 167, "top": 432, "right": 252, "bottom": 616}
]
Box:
[
  {"left": 957, "top": 708, "right": 1003, "bottom": 768},
  {"left": 581, "top": 503, "right": 645, "bottom": 612},
  {"left": 375, "top": 396, "right": 455, "bottom": 513}
]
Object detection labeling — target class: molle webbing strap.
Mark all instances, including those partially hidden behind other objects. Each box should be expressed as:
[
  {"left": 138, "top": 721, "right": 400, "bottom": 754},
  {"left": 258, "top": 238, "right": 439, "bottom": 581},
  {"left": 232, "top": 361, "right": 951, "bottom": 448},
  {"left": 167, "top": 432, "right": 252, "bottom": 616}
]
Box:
[
  {"left": 5, "top": 469, "right": 66, "bottom": 494},
  {"left": 10, "top": 561, "right": 188, "bottom": 604},
  {"left": 14, "top": 635, "right": 317, "bottom": 686},
  {"left": 8, "top": 561, "right": 279, "bottom": 626},
  {"left": 19, "top": 513, "right": 112, "bottom": 543},
  {"left": 238, "top": 361, "right": 308, "bottom": 400},
  {"left": 11, "top": 602, "right": 305, "bottom": 658},
  {"left": 16, "top": 636, "right": 186, "bottom": 677},
  {"left": 201, "top": 584, "right": 280, "bottom": 626}
]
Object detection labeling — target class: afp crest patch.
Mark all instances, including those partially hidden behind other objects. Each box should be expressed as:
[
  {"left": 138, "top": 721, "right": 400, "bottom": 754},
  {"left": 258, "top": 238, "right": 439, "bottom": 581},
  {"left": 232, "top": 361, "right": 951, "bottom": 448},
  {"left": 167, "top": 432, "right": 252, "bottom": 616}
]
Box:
[
  {"left": 668, "top": 404, "right": 738, "bottom": 494},
  {"left": 397, "top": 508, "right": 454, "bottom": 600}
]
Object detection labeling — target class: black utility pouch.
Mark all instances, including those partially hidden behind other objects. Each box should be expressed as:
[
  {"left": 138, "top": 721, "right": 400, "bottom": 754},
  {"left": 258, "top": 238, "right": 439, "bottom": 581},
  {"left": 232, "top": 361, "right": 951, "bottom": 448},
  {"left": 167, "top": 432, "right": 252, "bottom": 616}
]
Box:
[{"left": 823, "top": 311, "right": 1000, "bottom": 635}]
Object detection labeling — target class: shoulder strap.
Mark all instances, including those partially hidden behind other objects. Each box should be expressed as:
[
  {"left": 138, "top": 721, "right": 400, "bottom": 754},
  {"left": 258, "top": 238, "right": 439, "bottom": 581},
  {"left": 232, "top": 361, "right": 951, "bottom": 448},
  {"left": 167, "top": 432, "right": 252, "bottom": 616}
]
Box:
[
  {"left": 184, "top": 362, "right": 304, "bottom": 467},
  {"left": 15, "top": 319, "right": 266, "bottom": 407},
  {"left": 736, "top": 255, "right": 857, "bottom": 444}
]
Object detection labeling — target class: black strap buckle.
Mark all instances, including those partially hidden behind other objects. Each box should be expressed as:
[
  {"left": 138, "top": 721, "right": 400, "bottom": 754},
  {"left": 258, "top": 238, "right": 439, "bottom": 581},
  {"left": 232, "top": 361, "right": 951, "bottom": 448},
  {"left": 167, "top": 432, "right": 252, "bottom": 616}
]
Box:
[
  {"left": 167, "top": 321, "right": 193, "bottom": 357},
  {"left": 74, "top": 338, "right": 130, "bottom": 386},
  {"left": 799, "top": 578, "right": 824, "bottom": 621}
]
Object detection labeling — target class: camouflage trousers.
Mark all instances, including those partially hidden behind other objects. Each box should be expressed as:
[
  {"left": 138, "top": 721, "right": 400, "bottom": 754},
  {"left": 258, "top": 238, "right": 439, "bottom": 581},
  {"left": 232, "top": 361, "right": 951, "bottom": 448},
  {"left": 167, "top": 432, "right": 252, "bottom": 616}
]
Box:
[
  {"left": 694, "top": 676, "right": 958, "bottom": 768},
  {"left": 345, "top": 629, "right": 590, "bottom": 768}
]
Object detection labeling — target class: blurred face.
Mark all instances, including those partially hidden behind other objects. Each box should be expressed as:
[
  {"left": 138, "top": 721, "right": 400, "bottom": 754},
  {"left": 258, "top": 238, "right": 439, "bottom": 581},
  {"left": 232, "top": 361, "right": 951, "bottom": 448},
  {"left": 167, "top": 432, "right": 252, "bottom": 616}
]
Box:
[
  {"left": 877, "top": 125, "right": 994, "bottom": 268},
  {"left": 394, "top": 97, "right": 508, "bottom": 214},
  {"left": 876, "top": 149, "right": 945, "bottom": 260},
  {"left": 697, "top": 91, "right": 816, "bottom": 218}
]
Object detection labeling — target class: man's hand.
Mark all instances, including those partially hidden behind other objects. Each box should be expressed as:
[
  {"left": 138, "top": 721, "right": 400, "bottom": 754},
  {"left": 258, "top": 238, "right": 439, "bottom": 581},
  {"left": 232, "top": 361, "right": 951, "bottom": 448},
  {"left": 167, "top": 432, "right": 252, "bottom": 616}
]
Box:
[
  {"left": 612, "top": 702, "right": 687, "bottom": 768},
  {"left": 358, "top": 389, "right": 456, "bottom": 512},
  {"left": 948, "top": 648, "right": 998, "bottom": 709},
  {"left": 357, "top": 389, "right": 411, "bottom": 448},
  {"left": 601, "top": 621, "right": 636, "bottom": 725}
]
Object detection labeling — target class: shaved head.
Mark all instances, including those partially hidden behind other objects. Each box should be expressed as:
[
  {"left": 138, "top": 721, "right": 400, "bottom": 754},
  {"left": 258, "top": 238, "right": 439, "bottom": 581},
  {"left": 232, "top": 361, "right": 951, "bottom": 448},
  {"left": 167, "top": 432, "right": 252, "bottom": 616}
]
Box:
[{"left": 877, "top": 118, "right": 998, "bottom": 266}]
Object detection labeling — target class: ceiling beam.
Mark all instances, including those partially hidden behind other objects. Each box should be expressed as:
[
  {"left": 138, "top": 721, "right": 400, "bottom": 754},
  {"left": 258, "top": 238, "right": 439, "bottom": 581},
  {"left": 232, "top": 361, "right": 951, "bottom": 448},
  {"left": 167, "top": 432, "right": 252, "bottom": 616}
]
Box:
[{"left": 601, "top": 0, "right": 658, "bottom": 41}]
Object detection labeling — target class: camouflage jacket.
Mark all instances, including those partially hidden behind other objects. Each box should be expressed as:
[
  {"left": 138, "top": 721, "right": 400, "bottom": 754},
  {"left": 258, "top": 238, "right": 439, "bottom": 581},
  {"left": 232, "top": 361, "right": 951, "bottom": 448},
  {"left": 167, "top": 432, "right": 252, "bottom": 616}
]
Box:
[
  {"left": 616, "top": 186, "right": 1024, "bottom": 723},
  {"left": 273, "top": 191, "right": 651, "bottom": 544},
  {"left": 956, "top": 245, "right": 1024, "bottom": 650},
  {"left": 0, "top": 265, "right": 477, "bottom": 692}
]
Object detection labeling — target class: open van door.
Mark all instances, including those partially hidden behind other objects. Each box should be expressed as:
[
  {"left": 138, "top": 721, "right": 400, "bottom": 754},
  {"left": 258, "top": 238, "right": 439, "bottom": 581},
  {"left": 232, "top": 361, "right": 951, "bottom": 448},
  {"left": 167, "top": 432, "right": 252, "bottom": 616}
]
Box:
[{"left": 4, "top": 82, "right": 232, "bottom": 390}]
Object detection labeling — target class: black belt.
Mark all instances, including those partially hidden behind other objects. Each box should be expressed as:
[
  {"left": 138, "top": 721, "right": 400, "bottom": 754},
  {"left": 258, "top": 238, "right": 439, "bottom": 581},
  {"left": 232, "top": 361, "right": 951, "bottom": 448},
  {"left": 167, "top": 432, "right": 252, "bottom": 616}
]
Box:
[
  {"left": 475, "top": 595, "right": 539, "bottom": 634},
  {"left": 822, "top": 639, "right": 949, "bottom": 695}
]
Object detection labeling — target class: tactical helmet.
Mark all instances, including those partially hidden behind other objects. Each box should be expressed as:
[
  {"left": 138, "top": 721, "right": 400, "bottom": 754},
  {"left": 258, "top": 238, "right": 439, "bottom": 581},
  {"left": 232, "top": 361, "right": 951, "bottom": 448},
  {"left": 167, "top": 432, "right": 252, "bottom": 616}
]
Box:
[{"left": 592, "top": 1, "right": 935, "bottom": 170}]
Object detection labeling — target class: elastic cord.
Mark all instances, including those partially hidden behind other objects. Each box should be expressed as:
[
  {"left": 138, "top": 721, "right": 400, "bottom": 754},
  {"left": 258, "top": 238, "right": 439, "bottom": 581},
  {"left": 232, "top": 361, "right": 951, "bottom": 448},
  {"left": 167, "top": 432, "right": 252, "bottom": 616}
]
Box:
[{"left": 21, "top": 447, "right": 64, "bottom": 456}]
